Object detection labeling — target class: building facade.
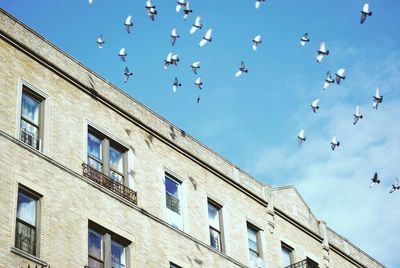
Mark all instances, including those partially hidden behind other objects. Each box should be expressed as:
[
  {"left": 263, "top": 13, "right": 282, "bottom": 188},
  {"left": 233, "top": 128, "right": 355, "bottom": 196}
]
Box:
[{"left": 0, "top": 8, "right": 385, "bottom": 268}]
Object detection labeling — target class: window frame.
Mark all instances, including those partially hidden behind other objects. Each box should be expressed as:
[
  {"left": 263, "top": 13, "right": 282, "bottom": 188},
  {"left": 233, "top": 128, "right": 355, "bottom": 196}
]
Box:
[
  {"left": 165, "top": 173, "right": 182, "bottom": 215},
  {"left": 169, "top": 262, "right": 183, "bottom": 268},
  {"left": 247, "top": 222, "right": 261, "bottom": 264},
  {"left": 281, "top": 242, "right": 295, "bottom": 267},
  {"left": 207, "top": 199, "right": 224, "bottom": 252}
]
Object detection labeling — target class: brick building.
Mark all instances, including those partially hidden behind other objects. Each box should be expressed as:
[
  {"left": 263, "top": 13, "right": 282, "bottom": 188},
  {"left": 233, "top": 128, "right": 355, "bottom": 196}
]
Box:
[{"left": 0, "top": 8, "right": 385, "bottom": 268}]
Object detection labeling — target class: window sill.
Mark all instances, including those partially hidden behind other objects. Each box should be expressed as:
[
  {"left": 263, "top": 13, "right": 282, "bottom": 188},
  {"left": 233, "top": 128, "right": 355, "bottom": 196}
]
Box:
[{"left": 10, "top": 247, "right": 48, "bottom": 267}]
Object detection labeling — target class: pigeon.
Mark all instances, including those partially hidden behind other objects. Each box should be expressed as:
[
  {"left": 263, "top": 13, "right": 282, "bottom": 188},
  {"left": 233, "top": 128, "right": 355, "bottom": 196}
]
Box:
[
  {"left": 190, "top": 16, "right": 203, "bottom": 34},
  {"left": 124, "top": 15, "right": 133, "bottom": 33},
  {"left": 353, "top": 105, "right": 363, "bottom": 125},
  {"left": 316, "top": 41, "right": 329, "bottom": 63},
  {"left": 369, "top": 172, "right": 380, "bottom": 188},
  {"left": 255, "top": 0, "right": 265, "bottom": 9},
  {"left": 311, "top": 99, "right": 320, "bottom": 113},
  {"left": 373, "top": 88, "right": 383, "bottom": 109},
  {"left": 323, "top": 71, "right": 335, "bottom": 90},
  {"left": 199, "top": 29, "right": 212, "bottom": 47},
  {"left": 330, "top": 136, "right": 340, "bottom": 150},
  {"left": 172, "top": 77, "right": 182, "bottom": 92},
  {"left": 171, "top": 27, "right": 180, "bottom": 46},
  {"left": 124, "top": 66, "right": 133, "bottom": 83},
  {"left": 360, "top": 3, "right": 372, "bottom": 24},
  {"left": 96, "top": 35, "right": 105, "bottom": 48},
  {"left": 191, "top": 61, "right": 200, "bottom": 74},
  {"left": 145, "top": 0, "right": 157, "bottom": 21},
  {"left": 297, "top": 129, "right": 306, "bottom": 146},
  {"left": 300, "top": 33, "right": 310, "bottom": 46},
  {"left": 164, "top": 52, "right": 173, "bottom": 69},
  {"left": 176, "top": 0, "right": 186, "bottom": 12},
  {"left": 183, "top": 1, "right": 193, "bottom": 20},
  {"left": 194, "top": 77, "right": 202, "bottom": 89},
  {"left": 252, "top": 35, "right": 262, "bottom": 51},
  {"left": 235, "top": 61, "right": 248, "bottom": 77},
  {"left": 390, "top": 178, "right": 400, "bottom": 193},
  {"left": 335, "top": 68, "right": 346, "bottom": 84},
  {"left": 171, "top": 54, "right": 179, "bottom": 66},
  {"left": 118, "top": 48, "right": 127, "bottom": 62},
  {"left": 197, "top": 95, "right": 201, "bottom": 104}
]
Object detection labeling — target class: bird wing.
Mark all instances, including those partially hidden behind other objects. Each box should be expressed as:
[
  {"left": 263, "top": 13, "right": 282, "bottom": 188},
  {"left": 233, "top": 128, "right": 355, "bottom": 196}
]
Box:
[
  {"left": 185, "top": 1, "right": 190, "bottom": 10},
  {"left": 194, "top": 16, "right": 201, "bottom": 26},
  {"left": 375, "top": 88, "right": 381, "bottom": 98},
  {"left": 337, "top": 68, "right": 345, "bottom": 77},
  {"left": 235, "top": 70, "right": 243, "bottom": 77},
  {"left": 255, "top": 1, "right": 261, "bottom": 9},
  {"left": 89, "top": 0, "right": 93, "bottom": 5},
  {"left": 192, "top": 61, "right": 200, "bottom": 67},
  {"left": 166, "top": 52, "right": 172, "bottom": 61},
  {"left": 171, "top": 27, "right": 177, "bottom": 36},
  {"left": 319, "top": 41, "right": 326, "bottom": 52},
  {"left": 312, "top": 99, "right": 319, "bottom": 107},
  {"left": 240, "top": 61, "right": 246, "bottom": 69},
  {"left": 332, "top": 136, "right": 337, "bottom": 144},
  {"left": 298, "top": 129, "right": 305, "bottom": 139},
  {"left": 97, "top": 35, "right": 103, "bottom": 43},
  {"left": 254, "top": 35, "right": 261, "bottom": 43},
  {"left": 316, "top": 53, "right": 324, "bottom": 63},
  {"left": 300, "top": 40, "right": 306, "bottom": 47},
  {"left": 323, "top": 82, "right": 330, "bottom": 90},
  {"left": 199, "top": 39, "right": 207, "bottom": 47},
  {"left": 172, "top": 54, "right": 179, "bottom": 60},
  {"left": 356, "top": 105, "right": 360, "bottom": 115},
  {"left": 190, "top": 26, "right": 197, "bottom": 35},
  {"left": 125, "top": 15, "right": 132, "bottom": 25},
  {"left": 252, "top": 44, "right": 258, "bottom": 51},
  {"left": 395, "top": 178, "right": 399, "bottom": 187},
  {"left": 205, "top": 29, "right": 212, "bottom": 39},
  {"left": 360, "top": 13, "right": 367, "bottom": 24},
  {"left": 119, "top": 48, "right": 126, "bottom": 55},
  {"left": 146, "top": 0, "right": 152, "bottom": 8},
  {"left": 363, "top": 3, "right": 370, "bottom": 13},
  {"left": 303, "top": 33, "right": 308, "bottom": 39},
  {"left": 195, "top": 77, "right": 201, "bottom": 84},
  {"left": 124, "top": 66, "right": 130, "bottom": 73}
]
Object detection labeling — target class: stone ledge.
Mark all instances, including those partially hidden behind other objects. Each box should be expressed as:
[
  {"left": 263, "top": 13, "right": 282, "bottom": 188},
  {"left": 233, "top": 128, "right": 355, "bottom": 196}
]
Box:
[{"left": 10, "top": 247, "right": 48, "bottom": 267}]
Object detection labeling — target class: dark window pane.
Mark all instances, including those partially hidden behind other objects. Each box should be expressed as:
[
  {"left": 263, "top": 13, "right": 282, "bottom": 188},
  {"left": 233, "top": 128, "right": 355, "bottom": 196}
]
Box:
[
  {"left": 17, "top": 192, "right": 36, "bottom": 226},
  {"left": 20, "top": 120, "right": 40, "bottom": 149},
  {"left": 165, "top": 176, "right": 178, "bottom": 197},
  {"left": 15, "top": 219, "right": 36, "bottom": 255},
  {"left": 210, "top": 228, "right": 220, "bottom": 250},
  {"left": 208, "top": 203, "right": 220, "bottom": 229},
  {"left": 111, "top": 240, "right": 125, "bottom": 268},
  {"left": 88, "top": 133, "right": 102, "bottom": 161},
  {"left": 21, "top": 93, "right": 39, "bottom": 125},
  {"left": 88, "top": 257, "right": 104, "bottom": 268},
  {"left": 88, "top": 229, "right": 103, "bottom": 261}
]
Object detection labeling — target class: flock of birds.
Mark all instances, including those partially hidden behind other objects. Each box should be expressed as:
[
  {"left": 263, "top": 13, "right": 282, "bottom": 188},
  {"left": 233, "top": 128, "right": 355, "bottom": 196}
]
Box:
[{"left": 88, "top": 1, "right": 397, "bottom": 193}]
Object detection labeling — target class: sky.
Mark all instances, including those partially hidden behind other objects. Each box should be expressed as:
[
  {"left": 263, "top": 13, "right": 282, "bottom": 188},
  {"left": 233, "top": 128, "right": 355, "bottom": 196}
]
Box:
[{"left": 2, "top": 0, "right": 400, "bottom": 267}]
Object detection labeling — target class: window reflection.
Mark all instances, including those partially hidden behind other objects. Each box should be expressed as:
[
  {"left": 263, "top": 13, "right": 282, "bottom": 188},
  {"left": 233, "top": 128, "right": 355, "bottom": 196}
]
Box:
[
  {"left": 17, "top": 192, "right": 36, "bottom": 226},
  {"left": 111, "top": 240, "right": 125, "bottom": 268}
]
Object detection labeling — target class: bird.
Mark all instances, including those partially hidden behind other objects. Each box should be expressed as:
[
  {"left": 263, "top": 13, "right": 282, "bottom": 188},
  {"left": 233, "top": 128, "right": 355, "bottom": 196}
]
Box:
[
  {"left": 360, "top": 3, "right": 372, "bottom": 24},
  {"left": 124, "top": 15, "right": 133, "bottom": 33},
  {"left": 171, "top": 27, "right": 179, "bottom": 46},
  {"left": 323, "top": 71, "right": 335, "bottom": 90},
  {"left": 176, "top": 0, "right": 186, "bottom": 12},
  {"left": 190, "top": 16, "right": 203, "bottom": 34},
  {"left": 118, "top": 48, "right": 127, "bottom": 62},
  {"left": 311, "top": 99, "right": 320, "bottom": 113},
  {"left": 390, "top": 178, "right": 399, "bottom": 193},
  {"left": 183, "top": 1, "right": 193, "bottom": 20},
  {"left": 171, "top": 54, "right": 179, "bottom": 66},
  {"left": 164, "top": 52, "right": 173, "bottom": 69},
  {"left": 252, "top": 35, "right": 262, "bottom": 51},
  {"left": 369, "top": 172, "right": 380, "bottom": 188},
  {"left": 194, "top": 77, "right": 202, "bottom": 89},
  {"left": 373, "top": 88, "right": 383, "bottom": 109},
  {"left": 199, "top": 29, "right": 212, "bottom": 47},
  {"left": 197, "top": 95, "right": 201, "bottom": 104},
  {"left": 330, "top": 136, "right": 340, "bottom": 150},
  {"left": 191, "top": 61, "right": 200, "bottom": 74},
  {"left": 316, "top": 41, "right": 329, "bottom": 63},
  {"left": 124, "top": 66, "right": 133, "bottom": 83},
  {"left": 172, "top": 77, "right": 182, "bottom": 92},
  {"left": 235, "top": 61, "right": 248, "bottom": 77},
  {"left": 255, "top": 0, "right": 265, "bottom": 9},
  {"left": 96, "top": 35, "right": 105, "bottom": 48},
  {"left": 300, "top": 33, "right": 310, "bottom": 46},
  {"left": 297, "top": 129, "right": 306, "bottom": 146},
  {"left": 145, "top": 0, "right": 157, "bottom": 21},
  {"left": 353, "top": 105, "right": 363, "bottom": 125},
  {"left": 335, "top": 68, "right": 346, "bottom": 85}
]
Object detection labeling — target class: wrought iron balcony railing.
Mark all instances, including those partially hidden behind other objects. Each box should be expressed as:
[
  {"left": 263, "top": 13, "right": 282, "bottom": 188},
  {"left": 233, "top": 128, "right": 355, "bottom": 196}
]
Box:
[
  {"left": 284, "top": 259, "right": 319, "bottom": 268},
  {"left": 82, "top": 163, "right": 137, "bottom": 205}
]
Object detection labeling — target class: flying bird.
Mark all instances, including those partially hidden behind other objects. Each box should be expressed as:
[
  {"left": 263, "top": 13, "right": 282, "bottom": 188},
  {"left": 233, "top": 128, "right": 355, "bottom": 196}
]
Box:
[
  {"left": 199, "top": 29, "right": 212, "bottom": 47},
  {"left": 297, "top": 129, "right": 306, "bottom": 146},
  {"left": 194, "top": 77, "right": 202, "bottom": 89},
  {"left": 124, "top": 15, "right": 133, "bottom": 33},
  {"left": 118, "top": 48, "right": 127, "bottom": 62},
  {"left": 145, "top": 0, "right": 157, "bottom": 21},
  {"left": 323, "top": 71, "right": 335, "bottom": 90},
  {"left": 164, "top": 52, "right": 173, "bottom": 69},
  {"left": 353, "top": 105, "right": 363, "bottom": 125},
  {"left": 369, "top": 172, "right": 380, "bottom": 188},
  {"left": 171, "top": 54, "right": 179, "bottom": 66},
  {"left": 252, "top": 35, "right": 262, "bottom": 51},
  {"left": 335, "top": 68, "right": 346, "bottom": 85},
  {"left": 316, "top": 41, "right": 329, "bottom": 63},
  {"left": 96, "top": 35, "right": 105, "bottom": 48},
  {"left": 373, "top": 88, "right": 383, "bottom": 109},
  {"left": 311, "top": 99, "right": 320, "bottom": 113},
  {"left": 172, "top": 77, "right": 182, "bottom": 92},
  {"left": 176, "top": 0, "right": 186, "bottom": 12},
  {"left": 390, "top": 178, "right": 399, "bottom": 193},
  {"left": 190, "top": 16, "right": 203, "bottom": 34},
  {"left": 330, "top": 136, "right": 340, "bottom": 151},
  {"left": 197, "top": 95, "right": 201, "bottom": 104},
  {"left": 300, "top": 33, "right": 310, "bottom": 46},
  {"left": 235, "top": 61, "right": 248, "bottom": 77},
  {"left": 124, "top": 66, "right": 133, "bottom": 83},
  {"left": 191, "top": 61, "right": 200, "bottom": 74},
  {"left": 360, "top": 3, "right": 372, "bottom": 24},
  {"left": 171, "top": 27, "right": 180, "bottom": 46},
  {"left": 255, "top": 0, "right": 265, "bottom": 9},
  {"left": 183, "top": 1, "right": 193, "bottom": 20}
]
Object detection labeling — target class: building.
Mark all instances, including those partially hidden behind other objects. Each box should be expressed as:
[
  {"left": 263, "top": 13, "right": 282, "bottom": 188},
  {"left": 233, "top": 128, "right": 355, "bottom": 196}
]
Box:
[{"left": 0, "top": 8, "right": 385, "bottom": 268}]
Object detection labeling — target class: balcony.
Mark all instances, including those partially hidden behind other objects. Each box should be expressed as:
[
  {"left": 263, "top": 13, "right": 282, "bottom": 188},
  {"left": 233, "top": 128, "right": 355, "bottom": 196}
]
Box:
[
  {"left": 82, "top": 163, "right": 137, "bottom": 205},
  {"left": 284, "top": 259, "right": 319, "bottom": 268}
]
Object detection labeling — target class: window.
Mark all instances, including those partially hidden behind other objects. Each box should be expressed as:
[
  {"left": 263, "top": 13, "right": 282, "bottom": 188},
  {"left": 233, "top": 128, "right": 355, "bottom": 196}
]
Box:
[
  {"left": 247, "top": 223, "right": 260, "bottom": 264},
  {"left": 87, "top": 127, "right": 127, "bottom": 184},
  {"left": 281, "top": 243, "right": 294, "bottom": 267},
  {"left": 15, "top": 187, "right": 40, "bottom": 256},
  {"left": 88, "top": 222, "right": 130, "bottom": 268},
  {"left": 208, "top": 199, "right": 223, "bottom": 251},
  {"left": 169, "top": 262, "right": 182, "bottom": 268},
  {"left": 20, "top": 88, "right": 44, "bottom": 150},
  {"left": 165, "top": 174, "right": 181, "bottom": 214}
]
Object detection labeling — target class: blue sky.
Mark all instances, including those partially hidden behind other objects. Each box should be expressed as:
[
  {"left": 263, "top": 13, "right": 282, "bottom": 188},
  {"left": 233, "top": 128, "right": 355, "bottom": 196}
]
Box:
[{"left": 2, "top": 0, "right": 400, "bottom": 267}]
